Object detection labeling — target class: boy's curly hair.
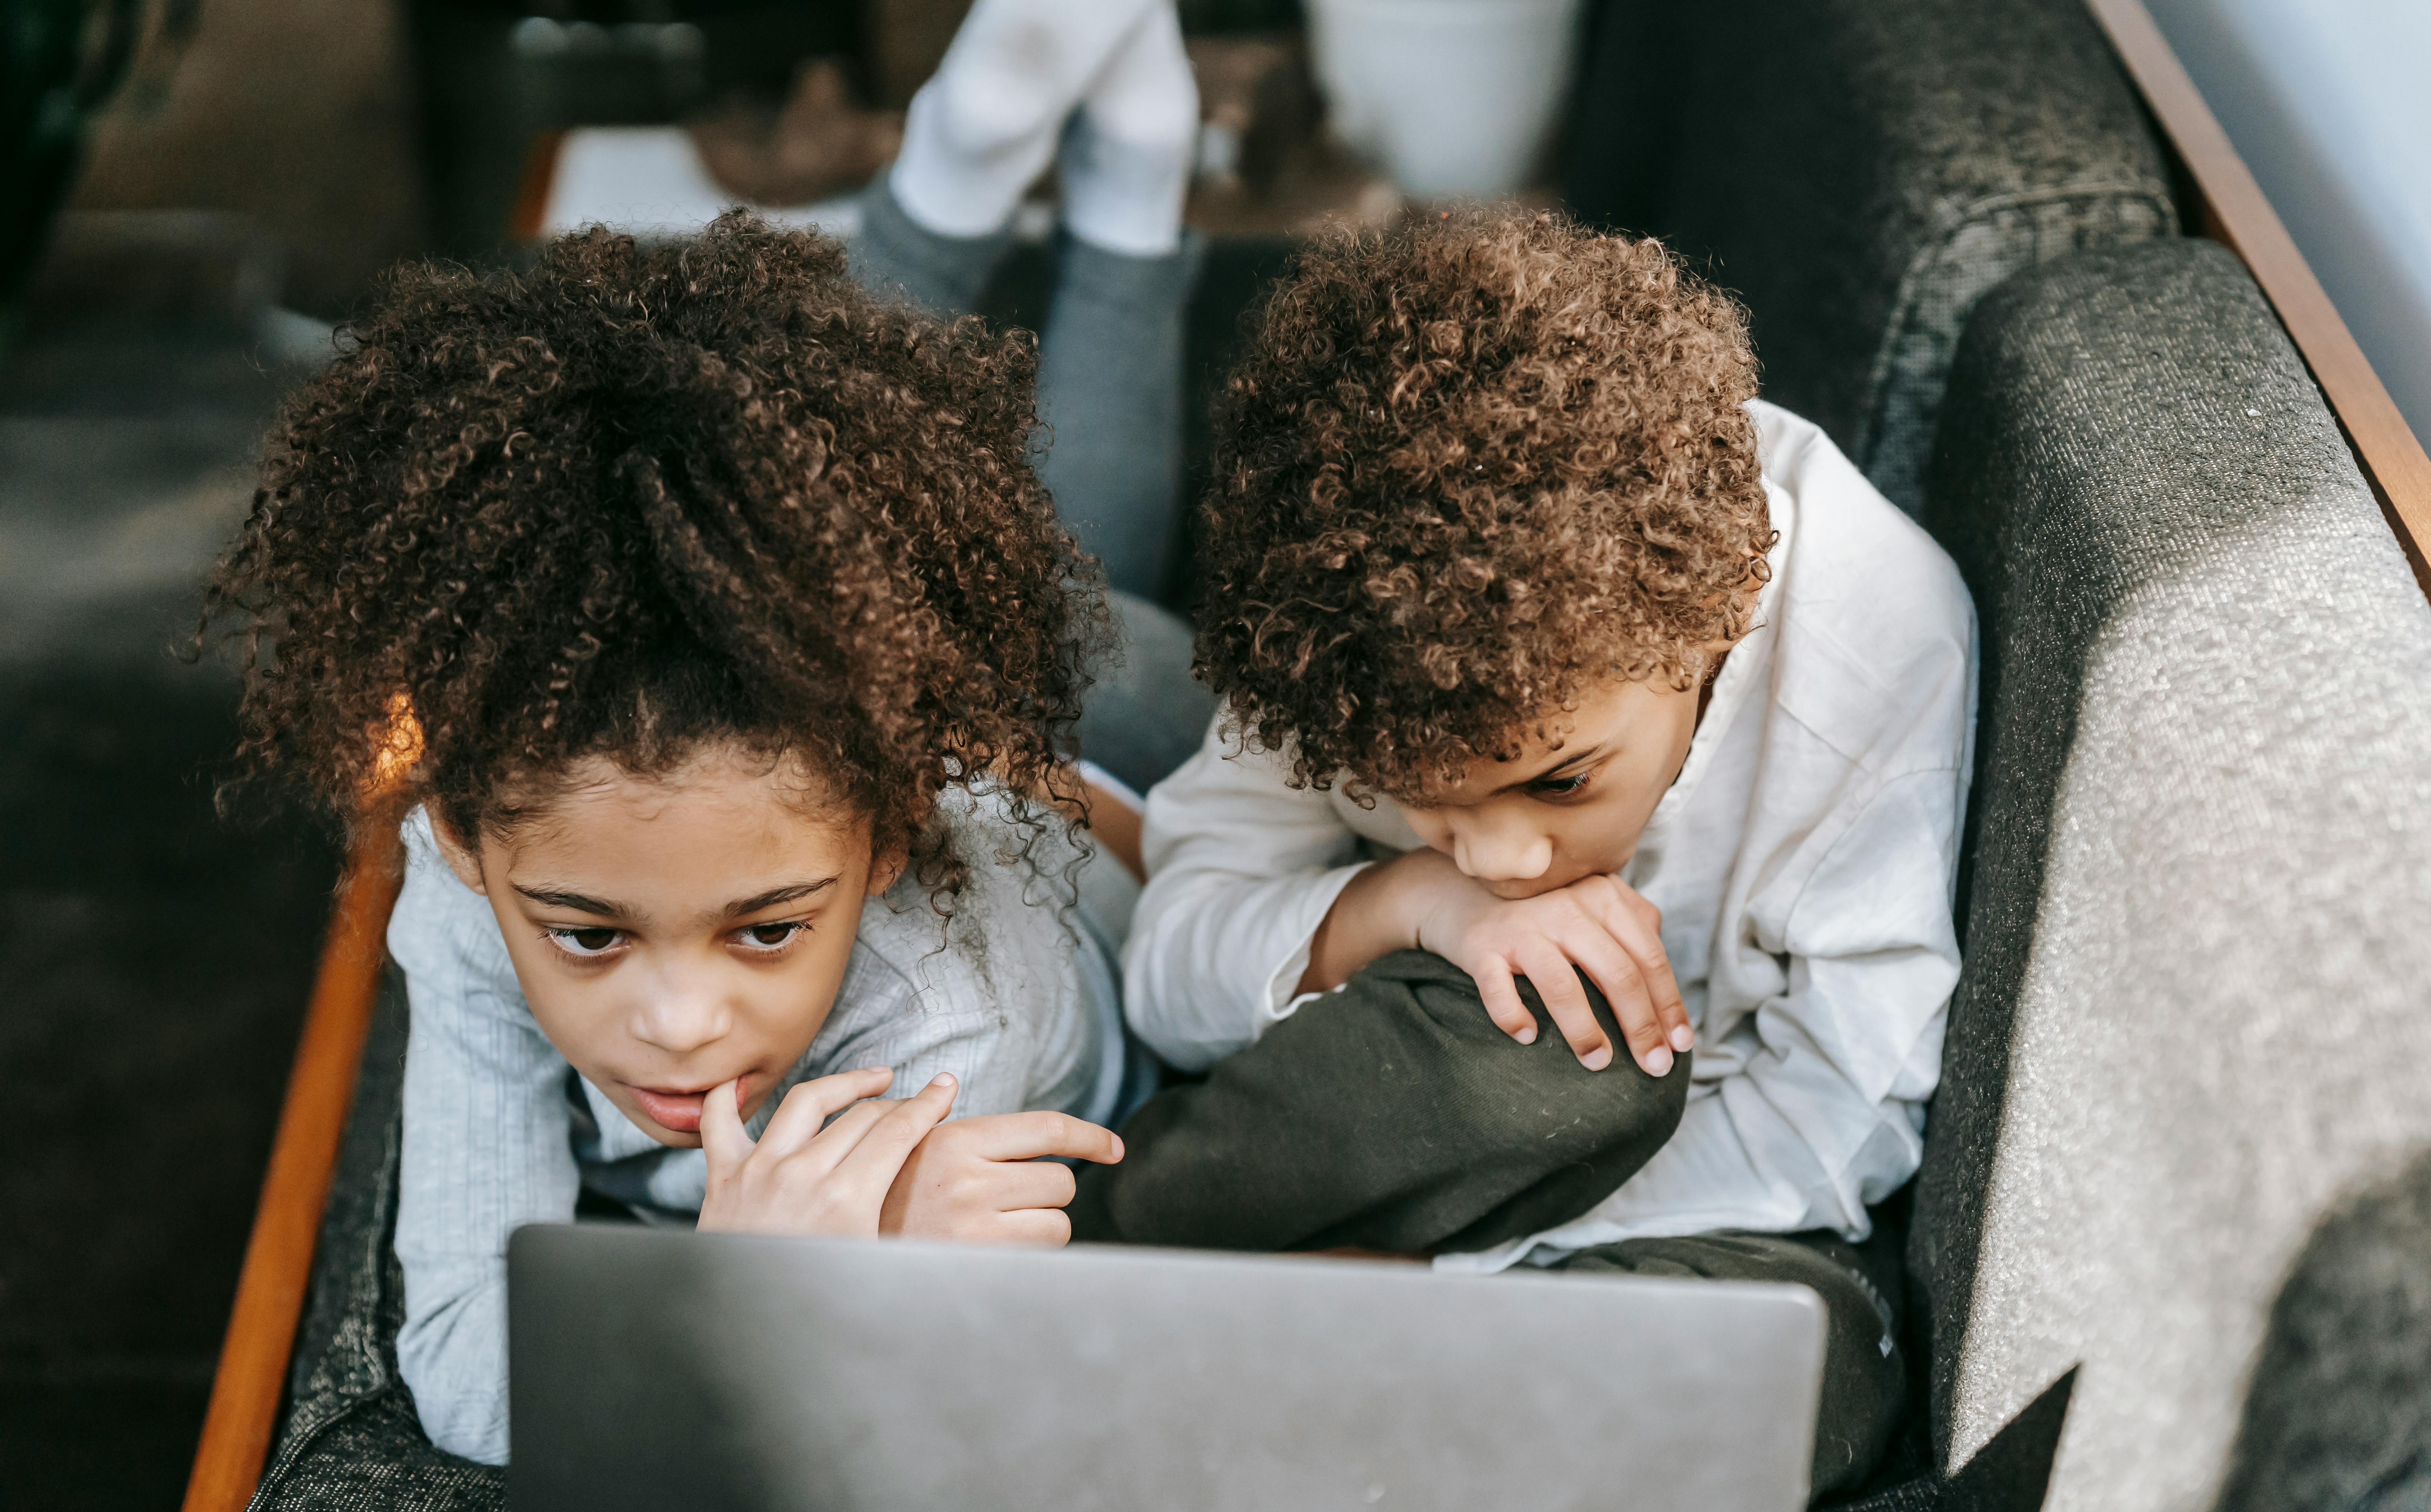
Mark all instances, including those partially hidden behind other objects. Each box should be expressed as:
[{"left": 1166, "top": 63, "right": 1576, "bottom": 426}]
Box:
[
  {"left": 204, "top": 213, "right": 1104, "bottom": 895},
  {"left": 1198, "top": 208, "right": 1772, "bottom": 799}
]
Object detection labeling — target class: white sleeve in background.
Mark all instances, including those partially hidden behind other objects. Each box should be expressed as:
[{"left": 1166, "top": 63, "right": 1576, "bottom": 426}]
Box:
[
  {"left": 387, "top": 812, "right": 575, "bottom": 1467},
  {"left": 1122, "top": 713, "right": 1373, "bottom": 1071},
  {"left": 1439, "top": 766, "right": 1969, "bottom": 1272},
  {"left": 890, "top": 0, "right": 1196, "bottom": 255}
]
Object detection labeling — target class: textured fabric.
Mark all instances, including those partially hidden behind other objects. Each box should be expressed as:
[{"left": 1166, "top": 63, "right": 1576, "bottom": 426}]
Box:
[
  {"left": 385, "top": 787, "right": 1124, "bottom": 1463},
  {"left": 1127, "top": 400, "right": 1976, "bottom": 1266},
  {"left": 2214, "top": 1150, "right": 2431, "bottom": 1512},
  {"left": 1908, "top": 239, "right": 2431, "bottom": 1512},
  {"left": 1564, "top": 0, "right": 2176, "bottom": 514},
  {"left": 1073, "top": 949, "right": 1692, "bottom": 1255},
  {"left": 254, "top": 975, "right": 505, "bottom": 1512}
]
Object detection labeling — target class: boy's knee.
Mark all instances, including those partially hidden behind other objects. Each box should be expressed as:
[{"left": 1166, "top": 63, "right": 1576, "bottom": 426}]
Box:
[{"left": 1325, "top": 950, "right": 1692, "bottom": 1153}]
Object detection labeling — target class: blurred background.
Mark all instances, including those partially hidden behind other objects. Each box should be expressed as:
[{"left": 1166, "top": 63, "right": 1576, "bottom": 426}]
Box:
[{"left": 6, "top": 0, "right": 2427, "bottom": 1504}]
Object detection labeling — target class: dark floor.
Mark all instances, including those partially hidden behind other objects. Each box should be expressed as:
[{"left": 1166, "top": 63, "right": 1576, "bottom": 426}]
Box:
[{"left": 0, "top": 316, "right": 341, "bottom": 1508}]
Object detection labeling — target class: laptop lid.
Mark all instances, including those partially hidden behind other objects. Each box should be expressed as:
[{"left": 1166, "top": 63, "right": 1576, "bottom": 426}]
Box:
[{"left": 509, "top": 1225, "right": 1826, "bottom": 1512}]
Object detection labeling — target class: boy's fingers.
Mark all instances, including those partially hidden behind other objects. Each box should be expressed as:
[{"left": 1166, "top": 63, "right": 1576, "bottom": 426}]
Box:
[
  {"left": 1518, "top": 945, "right": 1614, "bottom": 1070},
  {"left": 699, "top": 1078, "right": 751, "bottom": 1172},
  {"left": 1468, "top": 959, "right": 1538, "bottom": 1045},
  {"left": 1566, "top": 931, "right": 1670, "bottom": 1076},
  {"left": 1588, "top": 886, "right": 1693, "bottom": 1052},
  {"left": 966, "top": 1111, "right": 1123, "bottom": 1165},
  {"left": 759, "top": 1066, "right": 895, "bottom": 1158}
]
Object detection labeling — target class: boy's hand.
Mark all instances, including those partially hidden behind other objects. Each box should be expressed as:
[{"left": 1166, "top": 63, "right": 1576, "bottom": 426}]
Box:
[
  {"left": 881, "top": 1112, "right": 1125, "bottom": 1246},
  {"left": 1403, "top": 855, "right": 1692, "bottom": 1076},
  {"left": 697, "top": 1068, "right": 958, "bottom": 1237}
]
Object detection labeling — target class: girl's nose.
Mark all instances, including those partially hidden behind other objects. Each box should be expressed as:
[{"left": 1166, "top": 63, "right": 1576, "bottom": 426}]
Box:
[{"left": 631, "top": 987, "right": 731, "bottom": 1057}]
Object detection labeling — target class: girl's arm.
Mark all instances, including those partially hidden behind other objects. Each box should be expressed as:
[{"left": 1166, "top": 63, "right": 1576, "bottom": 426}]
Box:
[
  {"left": 388, "top": 814, "right": 581, "bottom": 1467},
  {"left": 1121, "top": 712, "right": 1371, "bottom": 1071}
]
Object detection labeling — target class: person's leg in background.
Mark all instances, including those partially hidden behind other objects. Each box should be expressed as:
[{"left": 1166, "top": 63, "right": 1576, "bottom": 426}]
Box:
[
  {"left": 853, "top": 0, "right": 1159, "bottom": 313},
  {"left": 848, "top": 0, "right": 1202, "bottom": 600},
  {"left": 1073, "top": 588, "right": 1215, "bottom": 801},
  {"left": 1553, "top": 1227, "right": 1909, "bottom": 1501},
  {"left": 1035, "top": 4, "right": 1201, "bottom": 598}
]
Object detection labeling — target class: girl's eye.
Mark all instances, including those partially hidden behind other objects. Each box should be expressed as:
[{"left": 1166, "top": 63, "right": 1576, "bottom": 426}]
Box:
[
  {"left": 736, "top": 921, "right": 803, "bottom": 952},
  {"left": 1529, "top": 773, "right": 1591, "bottom": 798},
  {"left": 547, "top": 926, "right": 624, "bottom": 957}
]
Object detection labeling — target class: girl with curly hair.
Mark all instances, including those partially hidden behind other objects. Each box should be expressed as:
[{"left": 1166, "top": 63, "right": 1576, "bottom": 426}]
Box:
[
  {"left": 1075, "top": 209, "right": 1978, "bottom": 1498},
  {"left": 203, "top": 216, "right": 1189, "bottom": 1465}
]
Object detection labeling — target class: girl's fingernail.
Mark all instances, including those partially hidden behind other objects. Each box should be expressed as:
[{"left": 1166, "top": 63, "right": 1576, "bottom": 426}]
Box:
[
  {"left": 1515, "top": 1025, "right": 1537, "bottom": 1045},
  {"left": 1583, "top": 1045, "right": 1614, "bottom": 1071},
  {"left": 930, "top": 1073, "right": 955, "bottom": 1089},
  {"left": 1670, "top": 1025, "right": 1695, "bottom": 1052},
  {"left": 1645, "top": 1046, "right": 1674, "bottom": 1076}
]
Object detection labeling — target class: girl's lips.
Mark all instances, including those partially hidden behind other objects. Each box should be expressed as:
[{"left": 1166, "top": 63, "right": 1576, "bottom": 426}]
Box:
[{"left": 628, "top": 1085, "right": 713, "bottom": 1133}]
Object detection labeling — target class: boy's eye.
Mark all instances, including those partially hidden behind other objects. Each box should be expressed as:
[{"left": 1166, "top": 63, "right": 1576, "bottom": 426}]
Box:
[
  {"left": 1528, "top": 773, "right": 1591, "bottom": 798},
  {"left": 547, "top": 926, "right": 624, "bottom": 957},
  {"left": 735, "top": 921, "right": 803, "bottom": 952}
]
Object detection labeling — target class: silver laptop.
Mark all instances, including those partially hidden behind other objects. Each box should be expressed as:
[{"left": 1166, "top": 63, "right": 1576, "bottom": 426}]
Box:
[{"left": 508, "top": 1226, "right": 1825, "bottom": 1512}]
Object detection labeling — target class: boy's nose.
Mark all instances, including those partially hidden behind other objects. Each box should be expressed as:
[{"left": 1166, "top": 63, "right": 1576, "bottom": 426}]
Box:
[{"left": 1448, "top": 819, "right": 1554, "bottom": 884}]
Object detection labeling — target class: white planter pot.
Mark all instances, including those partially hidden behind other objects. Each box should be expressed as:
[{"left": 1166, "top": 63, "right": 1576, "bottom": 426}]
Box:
[{"left": 1306, "top": 0, "right": 1586, "bottom": 201}]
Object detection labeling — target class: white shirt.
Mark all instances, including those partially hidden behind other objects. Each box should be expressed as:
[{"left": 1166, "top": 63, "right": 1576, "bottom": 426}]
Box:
[
  {"left": 1123, "top": 400, "right": 1978, "bottom": 1269},
  {"left": 388, "top": 788, "right": 1133, "bottom": 1463}
]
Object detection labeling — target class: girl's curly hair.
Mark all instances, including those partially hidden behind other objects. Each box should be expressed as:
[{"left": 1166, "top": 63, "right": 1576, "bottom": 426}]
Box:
[
  {"left": 203, "top": 212, "right": 1106, "bottom": 896},
  {"left": 1198, "top": 208, "right": 1772, "bottom": 799}
]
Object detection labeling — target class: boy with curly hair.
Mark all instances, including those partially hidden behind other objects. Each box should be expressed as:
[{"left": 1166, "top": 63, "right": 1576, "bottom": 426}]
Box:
[
  {"left": 204, "top": 216, "right": 1180, "bottom": 1465},
  {"left": 1075, "top": 209, "right": 1976, "bottom": 1496}
]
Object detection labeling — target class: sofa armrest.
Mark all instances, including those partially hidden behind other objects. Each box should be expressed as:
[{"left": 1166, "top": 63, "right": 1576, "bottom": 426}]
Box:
[
  {"left": 181, "top": 839, "right": 400, "bottom": 1512},
  {"left": 1911, "top": 237, "right": 2431, "bottom": 1511}
]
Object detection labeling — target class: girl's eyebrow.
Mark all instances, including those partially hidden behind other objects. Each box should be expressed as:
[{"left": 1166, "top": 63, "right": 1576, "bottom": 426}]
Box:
[
  {"left": 721, "top": 877, "right": 841, "bottom": 919},
  {"left": 513, "top": 884, "right": 625, "bottom": 916}
]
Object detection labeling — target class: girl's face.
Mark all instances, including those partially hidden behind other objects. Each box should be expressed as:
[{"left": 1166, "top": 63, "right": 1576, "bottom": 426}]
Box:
[{"left": 432, "top": 743, "right": 894, "bottom": 1149}]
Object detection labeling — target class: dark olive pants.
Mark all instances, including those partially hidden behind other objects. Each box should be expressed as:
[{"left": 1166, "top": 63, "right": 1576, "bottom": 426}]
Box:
[{"left": 1070, "top": 950, "right": 1906, "bottom": 1499}]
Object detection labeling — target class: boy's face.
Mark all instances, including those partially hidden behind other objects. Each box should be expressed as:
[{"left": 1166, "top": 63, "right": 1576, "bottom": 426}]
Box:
[
  {"left": 432, "top": 744, "right": 894, "bottom": 1149},
  {"left": 1395, "top": 670, "right": 1707, "bottom": 900}
]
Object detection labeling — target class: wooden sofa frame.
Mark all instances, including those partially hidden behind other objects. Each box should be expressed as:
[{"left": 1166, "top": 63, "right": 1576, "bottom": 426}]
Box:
[{"left": 178, "top": 2, "right": 2431, "bottom": 1505}]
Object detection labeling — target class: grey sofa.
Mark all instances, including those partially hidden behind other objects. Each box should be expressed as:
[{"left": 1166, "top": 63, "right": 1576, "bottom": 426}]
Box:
[
  {"left": 1910, "top": 239, "right": 2431, "bottom": 1511},
  {"left": 247, "top": 3, "right": 2431, "bottom": 1508},
  {"left": 1567, "top": 0, "right": 2177, "bottom": 515}
]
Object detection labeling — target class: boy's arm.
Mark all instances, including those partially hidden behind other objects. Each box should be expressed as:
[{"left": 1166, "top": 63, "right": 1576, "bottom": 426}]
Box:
[
  {"left": 389, "top": 814, "right": 581, "bottom": 1467},
  {"left": 1122, "top": 711, "right": 1370, "bottom": 1072}
]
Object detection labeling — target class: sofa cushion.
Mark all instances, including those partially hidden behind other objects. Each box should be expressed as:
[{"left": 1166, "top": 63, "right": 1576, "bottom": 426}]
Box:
[
  {"left": 1910, "top": 238, "right": 2431, "bottom": 1512},
  {"left": 1564, "top": 0, "right": 2176, "bottom": 514},
  {"left": 250, "top": 971, "right": 504, "bottom": 1512}
]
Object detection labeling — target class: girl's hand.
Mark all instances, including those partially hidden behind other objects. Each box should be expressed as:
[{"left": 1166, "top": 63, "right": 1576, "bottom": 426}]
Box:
[
  {"left": 696, "top": 1068, "right": 959, "bottom": 1236},
  {"left": 1407, "top": 859, "right": 1692, "bottom": 1076},
  {"left": 880, "top": 1112, "right": 1124, "bottom": 1246}
]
